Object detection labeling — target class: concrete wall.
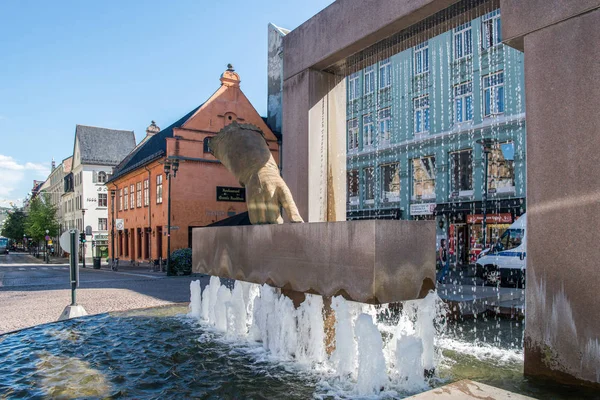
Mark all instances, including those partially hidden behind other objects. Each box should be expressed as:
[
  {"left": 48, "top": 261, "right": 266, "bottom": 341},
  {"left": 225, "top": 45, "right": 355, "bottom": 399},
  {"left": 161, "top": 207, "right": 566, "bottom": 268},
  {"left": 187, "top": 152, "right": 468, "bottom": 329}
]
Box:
[
  {"left": 502, "top": 0, "right": 600, "bottom": 386},
  {"left": 283, "top": 0, "right": 461, "bottom": 79}
]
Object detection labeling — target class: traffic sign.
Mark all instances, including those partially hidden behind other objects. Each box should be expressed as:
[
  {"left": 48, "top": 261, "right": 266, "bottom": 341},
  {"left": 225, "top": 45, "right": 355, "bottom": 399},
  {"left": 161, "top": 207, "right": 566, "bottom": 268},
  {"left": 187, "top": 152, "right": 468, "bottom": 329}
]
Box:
[
  {"left": 60, "top": 229, "right": 79, "bottom": 253},
  {"left": 116, "top": 219, "right": 124, "bottom": 231}
]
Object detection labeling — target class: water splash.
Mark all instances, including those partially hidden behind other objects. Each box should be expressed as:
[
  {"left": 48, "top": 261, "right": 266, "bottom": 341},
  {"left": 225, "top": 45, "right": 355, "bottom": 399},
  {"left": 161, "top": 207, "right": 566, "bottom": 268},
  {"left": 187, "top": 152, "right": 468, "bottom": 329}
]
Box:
[{"left": 188, "top": 279, "right": 447, "bottom": 396}]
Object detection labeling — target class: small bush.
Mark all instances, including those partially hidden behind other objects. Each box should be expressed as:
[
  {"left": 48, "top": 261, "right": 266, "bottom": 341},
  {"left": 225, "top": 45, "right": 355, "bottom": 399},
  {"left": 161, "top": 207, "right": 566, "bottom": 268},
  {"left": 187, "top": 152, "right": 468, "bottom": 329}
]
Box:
[{"left": 170, "top": 248, "right": 192, "bottom": 275}]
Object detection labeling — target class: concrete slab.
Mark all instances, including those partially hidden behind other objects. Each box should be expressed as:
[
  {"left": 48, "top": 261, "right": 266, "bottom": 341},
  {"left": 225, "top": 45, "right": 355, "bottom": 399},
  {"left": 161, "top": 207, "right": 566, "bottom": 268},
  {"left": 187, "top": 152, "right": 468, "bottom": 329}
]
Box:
[
  {"left": 192, "top": 220, "right": 436, "bottom": 304},
  {"left": 406, "top": 380, "right": 535, "bottom": 399},
  {"left": 58, "top": 305, "right": 88, "bottom": 321}
]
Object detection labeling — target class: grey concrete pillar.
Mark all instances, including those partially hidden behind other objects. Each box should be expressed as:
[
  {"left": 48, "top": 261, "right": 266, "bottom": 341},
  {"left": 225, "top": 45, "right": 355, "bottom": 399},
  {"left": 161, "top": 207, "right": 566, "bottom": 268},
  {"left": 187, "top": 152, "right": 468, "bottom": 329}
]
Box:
[
  {"left": 282, "top": 69, "right": 346, "bottom": 222},
  {"left": 502, "top": 0, "right": 600, "bottom": 387}
]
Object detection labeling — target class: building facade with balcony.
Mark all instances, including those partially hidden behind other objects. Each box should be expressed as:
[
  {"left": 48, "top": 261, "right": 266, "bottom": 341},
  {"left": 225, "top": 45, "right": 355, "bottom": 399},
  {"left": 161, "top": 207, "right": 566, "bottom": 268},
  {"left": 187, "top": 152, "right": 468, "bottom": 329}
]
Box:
[{"left": 345, "top": 9, "right": 526, "bottom": 264}]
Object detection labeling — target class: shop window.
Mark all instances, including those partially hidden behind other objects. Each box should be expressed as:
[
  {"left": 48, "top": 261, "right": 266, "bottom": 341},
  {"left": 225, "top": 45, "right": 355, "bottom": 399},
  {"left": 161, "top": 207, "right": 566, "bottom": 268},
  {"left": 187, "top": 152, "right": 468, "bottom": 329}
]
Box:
[
  {"left": 364, "top": 167, "right": 375, "bottom": 204},
  {"left": 347, "top": 170, "right": 359, "bottom": 206},
  {"left": 380, "top": 163, "right": 400, "bottom": 202},
  {"left": 450, "top": 149, "right": 473, "bottom": 196},
  {"left": 412, "top": 156, "right": 436, "bottom": 200},
  {"left": 488, "top": 142, "right": 515, "bottom": 193}
]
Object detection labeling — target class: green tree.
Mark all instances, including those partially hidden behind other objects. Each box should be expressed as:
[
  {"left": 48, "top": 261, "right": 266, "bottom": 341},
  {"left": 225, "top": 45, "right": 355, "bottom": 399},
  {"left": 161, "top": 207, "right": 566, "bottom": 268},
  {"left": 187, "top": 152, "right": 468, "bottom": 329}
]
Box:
[
  {"left": 1, "top": 207, "right": 27, "bottom": 242},
  {"left": 25, "top": 194, "right": 59, "bottom": 242}
]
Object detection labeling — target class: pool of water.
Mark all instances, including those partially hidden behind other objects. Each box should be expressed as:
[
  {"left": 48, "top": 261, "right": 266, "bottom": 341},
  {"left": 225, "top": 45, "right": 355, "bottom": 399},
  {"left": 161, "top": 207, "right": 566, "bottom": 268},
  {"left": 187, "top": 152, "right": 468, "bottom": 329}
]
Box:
[{"left": 0, "top": 305, "right": 598, "bottom": 399}]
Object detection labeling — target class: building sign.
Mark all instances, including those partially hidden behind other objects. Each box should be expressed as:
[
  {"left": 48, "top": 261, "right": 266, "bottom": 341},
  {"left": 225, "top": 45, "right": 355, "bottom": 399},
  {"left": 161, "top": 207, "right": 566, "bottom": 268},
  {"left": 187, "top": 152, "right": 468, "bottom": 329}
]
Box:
[
  {"left": 216, "top": 187, "right": 245, "bottom": 202},
  {"left": 94, "top": 234, "right": 109, "bottom": 241},
  {"left": 410, "top": 203, "right": 436, "bottom": 216},
  {"left": 466, "top": 213, "right": 512, "bottom": 224}
]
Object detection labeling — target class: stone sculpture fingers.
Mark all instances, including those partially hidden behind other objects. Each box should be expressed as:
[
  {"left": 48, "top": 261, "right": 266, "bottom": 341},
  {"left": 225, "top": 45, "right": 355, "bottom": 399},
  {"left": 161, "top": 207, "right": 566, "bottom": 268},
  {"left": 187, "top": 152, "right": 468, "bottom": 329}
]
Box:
[{"left": 276, "top": 178, "right": 304, "bottom": 223}]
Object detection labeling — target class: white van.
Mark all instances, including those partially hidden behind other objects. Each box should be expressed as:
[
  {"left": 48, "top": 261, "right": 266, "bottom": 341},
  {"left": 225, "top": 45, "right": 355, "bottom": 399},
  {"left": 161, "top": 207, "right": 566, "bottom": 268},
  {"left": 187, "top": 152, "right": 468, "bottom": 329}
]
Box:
[{"left": 476, "top": 214, "right": 526, "bottom": 287}]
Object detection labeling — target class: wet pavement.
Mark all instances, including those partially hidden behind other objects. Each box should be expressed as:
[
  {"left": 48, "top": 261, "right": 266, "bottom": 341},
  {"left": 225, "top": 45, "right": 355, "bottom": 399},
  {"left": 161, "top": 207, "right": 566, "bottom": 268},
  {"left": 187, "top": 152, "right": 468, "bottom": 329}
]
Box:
[{"left": 0, "top": 252, "right": 207, "bottom": 334}]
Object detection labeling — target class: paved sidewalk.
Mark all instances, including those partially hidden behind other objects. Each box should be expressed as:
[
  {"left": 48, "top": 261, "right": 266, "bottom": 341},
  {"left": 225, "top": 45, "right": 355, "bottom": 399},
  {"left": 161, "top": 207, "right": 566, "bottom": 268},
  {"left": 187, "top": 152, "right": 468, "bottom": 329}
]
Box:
[{"left": 0, "top": 253, "right": 207, "bottom": 335}]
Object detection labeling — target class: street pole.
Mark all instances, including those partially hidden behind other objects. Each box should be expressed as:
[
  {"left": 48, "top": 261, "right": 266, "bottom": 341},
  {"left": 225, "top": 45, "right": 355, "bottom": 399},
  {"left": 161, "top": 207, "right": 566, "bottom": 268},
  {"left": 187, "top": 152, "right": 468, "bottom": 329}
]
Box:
[
  {"left": 482, "top": 149, "right": 489, "bottom": 248},
  {"left": 166, "top": 171, "right": 172, "bottom": 276},
  {"left": 477, "top": 138, "right": 494, "bottom": 250},
  {"left": 81, "top": 209, "right": 86, "bottom": 269},
  {"left": 45, "top": 229, "right": 49, "bottom": 263}
]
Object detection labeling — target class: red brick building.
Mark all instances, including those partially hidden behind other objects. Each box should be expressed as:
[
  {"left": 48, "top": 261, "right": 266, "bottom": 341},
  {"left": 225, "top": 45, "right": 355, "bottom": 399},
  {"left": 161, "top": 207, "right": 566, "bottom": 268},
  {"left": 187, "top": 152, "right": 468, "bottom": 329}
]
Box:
[{"left": 106, "top": 66, "right": 279, "bottom": 262}]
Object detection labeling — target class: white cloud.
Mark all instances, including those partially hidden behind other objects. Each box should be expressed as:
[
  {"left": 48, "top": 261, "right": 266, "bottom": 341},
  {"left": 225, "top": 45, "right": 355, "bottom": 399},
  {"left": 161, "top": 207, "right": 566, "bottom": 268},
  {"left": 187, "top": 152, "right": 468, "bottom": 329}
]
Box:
[{"left": 0, "top": 155, "right": 50, "bottom": 207}]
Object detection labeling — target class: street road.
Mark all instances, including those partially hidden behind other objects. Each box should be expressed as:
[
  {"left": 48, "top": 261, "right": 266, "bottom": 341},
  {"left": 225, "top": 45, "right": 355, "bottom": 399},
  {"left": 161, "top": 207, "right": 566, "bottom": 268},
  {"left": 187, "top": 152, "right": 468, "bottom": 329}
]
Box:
[{"left": 0, "top": 252, "right": 206, "bottom": 334}]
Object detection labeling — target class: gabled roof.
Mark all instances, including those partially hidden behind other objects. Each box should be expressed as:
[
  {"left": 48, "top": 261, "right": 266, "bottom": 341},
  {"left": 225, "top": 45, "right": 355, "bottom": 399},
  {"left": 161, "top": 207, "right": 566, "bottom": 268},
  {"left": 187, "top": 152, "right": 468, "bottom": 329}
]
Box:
[
  {"left": 75, "top": 125, "right": 136, "bottom": 166},
  {"left": 109, "top": 104, "right": 202, "bottom": 182}
]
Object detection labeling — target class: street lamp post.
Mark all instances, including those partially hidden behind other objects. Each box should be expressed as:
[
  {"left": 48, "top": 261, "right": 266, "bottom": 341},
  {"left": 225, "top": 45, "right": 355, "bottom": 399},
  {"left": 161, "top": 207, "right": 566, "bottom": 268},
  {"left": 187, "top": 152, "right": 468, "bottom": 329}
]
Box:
[
  {"left": 163, "top": 158, "right": 179, "bottom": 276},
  {"left": 81, "top": 208, "right": 86, "bottom": 269},
  {"left": 45, "top": 229, "right": 49, "bottom": 263},
  {"left": 110, "top": 189, "right": 116, "bottom": 266},
  {"left": 477, "top": 139, "right": 494, "bottom": 249}
]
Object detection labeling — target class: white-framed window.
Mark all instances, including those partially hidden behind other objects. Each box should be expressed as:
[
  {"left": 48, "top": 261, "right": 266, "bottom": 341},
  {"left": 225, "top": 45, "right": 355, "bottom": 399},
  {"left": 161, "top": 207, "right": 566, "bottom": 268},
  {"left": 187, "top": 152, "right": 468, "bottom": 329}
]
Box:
[
  {"left": 97, "top": 171, "right": 107, "bottom": 183},
  {"left": 156, "top": 174, "right": 163, "bottom": 204},
  {"left": 347, "top": 170, "right": 359, "bottom": 206},
  {"left": 412, "top": 156, "right": 436, "bottom": 200},
  {"left": 136, "top": 182, "right": 142, "bottom": 208},
  {"left": 488, "top": 142, "right": 515, "bottom": 194},
  {"left": 454, "top": 22, "right": 472, "bottom": 60},
  {"left": 363, "top": 114, "right": 375, "bottom": 148},
  {"left": 378, "top": 108, "right": 391, "bottom": 143},
  {"left": 414, "top": 41, "right": 429, "bottom": 75},
  {"left": 483, "top": 71, "right": 504, "bottom": 117},
  {"left": 454, "top": 81, "right": 473, "bottom": 123},
  {"left": 364, "top": 65, "right": 375, "bottom": 95},
  {"left": 348, "top": 73, "right": 360, "bottom": 101},
  {"left": 364, "top": 167, "right": 375, "bottom": 204},
  {"left": 414, "top": 95, "right": 430, "bottom": 134},
  {"left": 482, "top": 9, "right": 501, "bottom": 49},
  {"left": 124, "top": 187, "right": 129, "bottom": 210},
  {"left": 143, "top": 179, "right": 149, "bottom": 207},
  {"left": 119, "top": 189, "right": 123, "bottom": 211},
  {"left": 130, "top": 184, "right": 135, "bottom": 209},
  {"left": 379, "top": 58, "right": 391, "bottom": 89},
  {"left": 98, "top": 193, "right": 107, "bottom": 207},
  {"left": 98, "top": 218, "right": 108, "bottom": 231},
  {"left": 347, "top": 118, "right": 359, "bottom": 151},
  {"left": 380, "top": 163, "right": 400, "bottom": 202},
  {"left": 450, "top": 149, "right": 473, "bottom": 196}
]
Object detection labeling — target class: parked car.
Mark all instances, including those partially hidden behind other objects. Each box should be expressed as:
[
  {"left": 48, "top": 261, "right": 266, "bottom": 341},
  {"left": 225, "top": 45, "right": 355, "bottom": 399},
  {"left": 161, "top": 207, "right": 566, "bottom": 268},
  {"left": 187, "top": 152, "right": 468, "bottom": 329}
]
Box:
[
  {"left": 0, "top": 237, "right": 8, "bottom": 254},
  {"left": 476, "top": 214, "right": 526, "bottom": 288}
]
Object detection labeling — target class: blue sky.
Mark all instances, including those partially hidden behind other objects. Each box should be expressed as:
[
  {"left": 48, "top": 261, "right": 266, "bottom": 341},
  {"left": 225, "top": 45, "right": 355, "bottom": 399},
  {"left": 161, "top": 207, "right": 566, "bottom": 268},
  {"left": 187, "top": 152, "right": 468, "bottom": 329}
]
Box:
[{"left": 0, "top": 0, "right": 333, "bottom": 207}]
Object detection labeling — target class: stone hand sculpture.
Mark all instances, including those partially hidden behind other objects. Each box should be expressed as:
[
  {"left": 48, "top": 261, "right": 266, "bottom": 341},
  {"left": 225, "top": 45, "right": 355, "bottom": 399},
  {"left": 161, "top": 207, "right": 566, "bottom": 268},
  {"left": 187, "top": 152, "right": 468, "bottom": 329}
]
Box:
[{"left": 207, "top": 121, "right": 304, "bottom": 224}]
